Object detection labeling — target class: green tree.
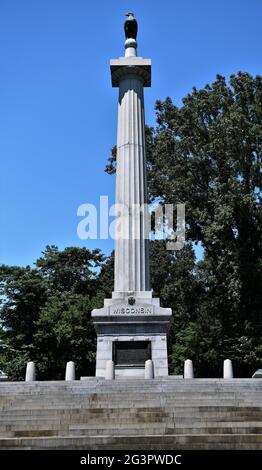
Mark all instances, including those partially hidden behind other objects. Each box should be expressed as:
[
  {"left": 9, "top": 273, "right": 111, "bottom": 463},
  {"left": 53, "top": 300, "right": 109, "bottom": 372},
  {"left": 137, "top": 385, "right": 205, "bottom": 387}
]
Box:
[
  {"left": 0, "top": 246, "right": 110, "bottom": 380},
  {"left": 149, "top": 72, "right": 262, "bottom": 376},
  {"left": 34, "top": 292, "right": 96, "bottom": 379},
  {"left": 0, "top": 266, "right": 47, "bottom": 350}
]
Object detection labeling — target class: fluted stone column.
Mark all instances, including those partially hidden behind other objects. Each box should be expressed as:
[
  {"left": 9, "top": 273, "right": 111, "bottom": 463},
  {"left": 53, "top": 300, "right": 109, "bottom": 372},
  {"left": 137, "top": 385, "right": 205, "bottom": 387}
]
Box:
[{"left": 111, "top": 42, "right": 151, "bottom": 295}]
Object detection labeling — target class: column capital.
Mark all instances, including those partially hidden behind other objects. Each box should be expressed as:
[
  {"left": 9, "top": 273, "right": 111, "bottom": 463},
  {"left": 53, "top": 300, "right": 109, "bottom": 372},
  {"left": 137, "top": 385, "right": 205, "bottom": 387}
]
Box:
[{"left": 110, "top": 57, "right": 151, "bottom": 87}]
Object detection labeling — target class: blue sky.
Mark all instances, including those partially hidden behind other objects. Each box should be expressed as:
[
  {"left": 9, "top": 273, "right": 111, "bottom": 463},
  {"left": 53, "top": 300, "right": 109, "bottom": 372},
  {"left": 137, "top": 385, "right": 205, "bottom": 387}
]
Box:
[{"left": 0, "top": 0, "right": 261, "bottom": 266}]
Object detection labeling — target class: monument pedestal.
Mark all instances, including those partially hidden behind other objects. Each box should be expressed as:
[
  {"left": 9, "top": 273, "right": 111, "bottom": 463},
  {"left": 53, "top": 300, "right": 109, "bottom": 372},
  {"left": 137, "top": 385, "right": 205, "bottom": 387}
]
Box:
[{"left": 92, "top": 293, "right": 172, "bottom": 378}]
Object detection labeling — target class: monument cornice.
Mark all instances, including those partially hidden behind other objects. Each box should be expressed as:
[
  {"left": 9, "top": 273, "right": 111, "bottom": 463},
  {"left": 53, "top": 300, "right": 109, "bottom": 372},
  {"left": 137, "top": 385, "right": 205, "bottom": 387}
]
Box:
[{"left": 110, "top": 57, "right": 151, "bottom": 87}]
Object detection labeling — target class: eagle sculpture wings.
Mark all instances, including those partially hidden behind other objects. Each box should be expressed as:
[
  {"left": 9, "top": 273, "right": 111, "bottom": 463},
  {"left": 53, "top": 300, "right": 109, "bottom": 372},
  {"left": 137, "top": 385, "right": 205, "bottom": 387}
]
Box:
[{"left": 124, "top": 12, "right": 138, "bottom": 40}]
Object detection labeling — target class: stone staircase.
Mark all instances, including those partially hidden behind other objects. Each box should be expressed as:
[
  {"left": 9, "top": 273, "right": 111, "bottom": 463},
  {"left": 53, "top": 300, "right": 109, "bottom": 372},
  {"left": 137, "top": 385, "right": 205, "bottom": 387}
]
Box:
[{"left": 0, "top": 378, "right": 262, "bottom": 449}]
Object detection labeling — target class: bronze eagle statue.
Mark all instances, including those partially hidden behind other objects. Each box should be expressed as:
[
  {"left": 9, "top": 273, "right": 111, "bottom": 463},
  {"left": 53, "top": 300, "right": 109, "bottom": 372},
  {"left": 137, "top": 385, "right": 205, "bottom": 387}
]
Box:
[{"left": 124, "top": 12, "right": 138, "bottom": 40}]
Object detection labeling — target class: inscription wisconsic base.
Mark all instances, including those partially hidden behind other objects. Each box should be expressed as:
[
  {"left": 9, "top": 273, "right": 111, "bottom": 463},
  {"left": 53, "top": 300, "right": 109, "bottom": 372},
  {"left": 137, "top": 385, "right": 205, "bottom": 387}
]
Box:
[{"left": 109, "top": 305, "right": 154, "bottom": 315}]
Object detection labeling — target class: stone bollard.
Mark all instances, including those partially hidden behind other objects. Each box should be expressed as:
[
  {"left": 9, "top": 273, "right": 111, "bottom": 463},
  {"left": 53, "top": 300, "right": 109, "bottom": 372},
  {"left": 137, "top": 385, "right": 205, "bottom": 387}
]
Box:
[
  {"left": 145, "top": 360, "right": 154, "bottom": 379},
  {"left": 105, "top": 360, "right": 115, "bottom": 380},
  {"left": 223, "top": 359, "right": 233, "bottom": 379},
  {"left": 25, "top": 361, "right": 36, "bottom": 381},
  {"left": 184, "top": 359, "right": 194, "bottom": 379},
  {"left": 252, "top": 369, "right": 262, "bottom": 378},
  {"left": 65, "top": 361, "right": 76, "bottom": 381}
]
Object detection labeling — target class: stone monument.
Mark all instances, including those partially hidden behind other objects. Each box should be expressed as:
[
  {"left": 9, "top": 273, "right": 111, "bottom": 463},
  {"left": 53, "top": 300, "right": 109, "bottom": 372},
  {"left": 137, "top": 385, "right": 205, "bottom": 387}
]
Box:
[{"left": 91, "top": 14, "right": 172, "bottom": 378}]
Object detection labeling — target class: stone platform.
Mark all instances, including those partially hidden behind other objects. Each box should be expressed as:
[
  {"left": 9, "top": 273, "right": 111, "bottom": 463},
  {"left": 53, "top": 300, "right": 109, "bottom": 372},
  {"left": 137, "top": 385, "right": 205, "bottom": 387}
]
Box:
[{"left": 0, "top": 378, "right": 262, "bottom": 449}]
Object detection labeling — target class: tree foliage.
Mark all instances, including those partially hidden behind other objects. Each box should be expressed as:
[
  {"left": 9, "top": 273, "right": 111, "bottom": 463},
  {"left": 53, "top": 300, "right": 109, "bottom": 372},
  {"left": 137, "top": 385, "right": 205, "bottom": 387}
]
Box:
[
  {"left": 148, "top": 73, "right": 262, "bottom": 376},
  {"left": 0, "top": 246, "right": 113, "bottom": 380}
]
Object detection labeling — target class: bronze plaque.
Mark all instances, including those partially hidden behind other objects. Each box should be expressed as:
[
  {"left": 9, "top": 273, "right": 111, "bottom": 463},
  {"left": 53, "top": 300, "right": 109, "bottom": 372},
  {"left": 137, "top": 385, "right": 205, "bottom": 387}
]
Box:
[{"left": 113, "top": 341, "right": 151, "bottom": 366}]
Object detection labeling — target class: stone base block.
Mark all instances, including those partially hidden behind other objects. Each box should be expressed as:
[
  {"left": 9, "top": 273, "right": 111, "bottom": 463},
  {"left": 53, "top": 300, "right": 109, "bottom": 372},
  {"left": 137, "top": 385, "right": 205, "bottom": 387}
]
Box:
[{"left": 91, "top": 294, "right": 172, "bottom": 378}]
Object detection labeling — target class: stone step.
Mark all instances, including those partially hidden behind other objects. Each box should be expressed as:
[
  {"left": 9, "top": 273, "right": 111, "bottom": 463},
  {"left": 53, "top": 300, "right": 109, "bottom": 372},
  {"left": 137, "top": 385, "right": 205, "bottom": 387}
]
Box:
[
  {"left": 0, "top": 416, "right": 260, "bottom": 429},
  {"left": 2, "top": 426, "right": 262, "bottom": 439},
  {"left": 1, "top": 419, "right": 261, "bottom": 433},
  {"left": 2, "top": 389, "right": 261, "bottom": 395},
  {"left": 0, "top": 389, "right": 260, "bottom": 394},
  {"left": 1, "top": 382, "right": 261, "bottom": 389},
  {"left": 0, "top": 406, "right": 254, "bottom": 414},
  {"left": 2, "top": 402, "right": 259, "bottom": 410},
  {"left": 1, "top": 397, "right": 260, "bottom": 404},
  {"left": 1, "top": 379, "right": 261, "bottom": 388},
  {"left": 0, "top": 414, "right": 261, "bottom": 428},
  {"left": 67, "top": 426, "right": 262, "bottom": 437},
  {"left": 0, "top": 434, "right": 262, "bottom": 450},
  {"left": 1, "top": 403, "right": 261, "bottom": 412},
  {"left": 2, "top": 395, "right": 261, "bottom": 402},
  {"left": 2, "top": 398, "right": 261, "bottom": 406},
  {"left": 1, "top": 393, "right": 261, "bottom": 401},
  {"left": 1, "top": 406, "right": 261, "bottom": 417}
]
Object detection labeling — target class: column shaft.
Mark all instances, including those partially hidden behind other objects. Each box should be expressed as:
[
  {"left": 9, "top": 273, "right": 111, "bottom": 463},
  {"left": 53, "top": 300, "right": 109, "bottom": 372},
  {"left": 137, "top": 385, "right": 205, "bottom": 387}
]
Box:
[{"left": 114, "top": 76, "right": 150, "bottom": 292}]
